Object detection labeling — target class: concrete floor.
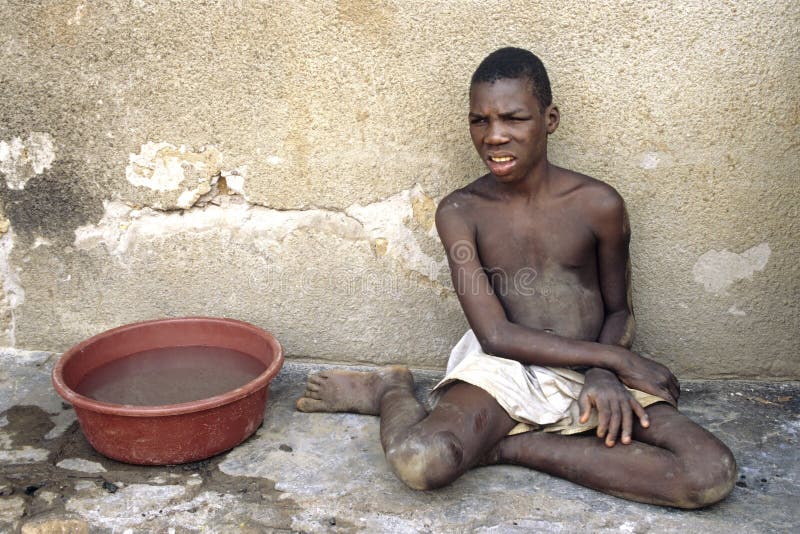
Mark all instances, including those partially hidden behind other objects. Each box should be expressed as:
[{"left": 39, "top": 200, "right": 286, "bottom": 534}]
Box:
[{"left": 0, "top": 348, "right": 798, "bottom": 533}]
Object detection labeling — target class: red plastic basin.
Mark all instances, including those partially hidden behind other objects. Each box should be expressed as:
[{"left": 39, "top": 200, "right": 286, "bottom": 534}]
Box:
[{"left": 51, "top": 317, "right": 284, "bottom": 465}]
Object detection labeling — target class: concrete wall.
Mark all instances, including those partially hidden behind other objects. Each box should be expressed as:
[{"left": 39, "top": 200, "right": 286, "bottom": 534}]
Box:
[{"left": 0, "top": 0, "right": 797, "bottom": 378}]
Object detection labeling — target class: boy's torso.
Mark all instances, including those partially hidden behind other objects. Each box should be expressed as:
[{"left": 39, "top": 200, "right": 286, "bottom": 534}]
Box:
[{"left": 454, "top": 168, "right": 608, "bottom": 342}]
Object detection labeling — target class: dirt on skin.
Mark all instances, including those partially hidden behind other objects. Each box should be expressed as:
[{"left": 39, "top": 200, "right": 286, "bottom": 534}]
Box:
[{"left": 0, "top": 404, "right": 354, "bottom": 532}]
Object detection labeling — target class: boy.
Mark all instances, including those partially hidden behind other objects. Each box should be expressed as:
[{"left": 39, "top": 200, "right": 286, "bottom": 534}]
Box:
[{"left": 296, "top": 48, "right": 736, "bottom": 508}]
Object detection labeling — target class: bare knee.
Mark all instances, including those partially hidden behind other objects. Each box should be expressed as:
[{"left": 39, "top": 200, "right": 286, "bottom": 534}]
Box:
[
  {"left": 673, "top": 441, "right": 737, "bottom": 509},
  {"left": 385, "top": 431, "right": 465, "bottom": 490}
]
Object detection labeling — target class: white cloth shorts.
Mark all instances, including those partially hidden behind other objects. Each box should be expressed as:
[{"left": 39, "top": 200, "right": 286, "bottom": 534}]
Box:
[{"left": 430, "top": 330, "right": 664, "bottom": 435}]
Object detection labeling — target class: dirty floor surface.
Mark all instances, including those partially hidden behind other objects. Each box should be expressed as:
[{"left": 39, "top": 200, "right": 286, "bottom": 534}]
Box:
[{"left": 1, "top": 349, "right": 798, "bottom": 533}]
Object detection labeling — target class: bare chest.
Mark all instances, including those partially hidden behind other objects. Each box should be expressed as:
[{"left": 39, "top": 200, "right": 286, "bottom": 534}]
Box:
[
  {"left": 474, "top": 205, "right": 595, "bottom": 275},
  {"left": 471, "top": 202, "right": 604, "bottom": 340}
]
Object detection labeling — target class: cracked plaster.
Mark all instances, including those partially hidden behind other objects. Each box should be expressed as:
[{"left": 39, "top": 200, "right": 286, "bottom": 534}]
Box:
[
  {"left": 74, "top": 183, "right": 446, "bottom": 284},
  {"left": 0, "top": 133, "right": 56, "bottom": 191},
  {"left": 125, "top": 142, "right": 228, "bottom": 210}
]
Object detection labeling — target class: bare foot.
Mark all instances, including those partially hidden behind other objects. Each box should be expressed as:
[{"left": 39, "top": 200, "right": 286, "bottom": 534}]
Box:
[{"left": 295, "top": 366, "right": 414, "bottom": 415}]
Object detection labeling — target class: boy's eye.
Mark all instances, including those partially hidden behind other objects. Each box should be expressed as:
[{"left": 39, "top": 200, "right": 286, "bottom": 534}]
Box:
[
  {"left": 510, "top": 116, "right": 530, "bottom": 121},
  {"left": 469, "top": 117, "right": 486, "bottom": 125}
]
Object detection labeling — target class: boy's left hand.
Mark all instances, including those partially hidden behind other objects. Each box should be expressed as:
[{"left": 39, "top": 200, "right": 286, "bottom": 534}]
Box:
[{"left": 578, "top": 367, "right": 649, "bottom": 447}]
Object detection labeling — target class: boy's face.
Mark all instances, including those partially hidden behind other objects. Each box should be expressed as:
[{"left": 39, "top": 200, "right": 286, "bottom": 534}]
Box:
[{"left": 468, "top": 77, "right": 559, "bottom": 183}]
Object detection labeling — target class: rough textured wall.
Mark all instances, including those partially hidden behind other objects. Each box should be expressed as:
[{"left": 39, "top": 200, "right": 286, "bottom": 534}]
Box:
[{"left": 0, "top": 0, "right": 797, "bottom": 378}]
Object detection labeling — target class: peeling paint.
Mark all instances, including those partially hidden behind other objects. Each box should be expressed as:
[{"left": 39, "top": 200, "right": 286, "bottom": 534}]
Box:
[
  {"left": 175, "top": 189, "right": 199, "bottom": 209},
  {"left": 74, "top": 199, "right": 365, "bottom": 260},
  {"left": 0, "top": 231, "right": 25, "bottom": 346},
  {"left": 221, "top": 166, "right": 246, "bottom": 196},
  {"left": 125, "top": 142, "right": 253, "bottom": 210},
  {"left": 125, "top": 142, "right": 225, "bottom": 209},
  {"left": 121, "top": 150, "right": 444, "bottom": 281},
  {"left": 693, "top": 243, "right": 771, "bottom": 294},
  {"left": 346, "top": 184, "right": 446, "bottom": 279},
  {"left": 126, "top": 142, "right": 218, "bottom": 192},
  {"left": 74, "top": 185, "right": 447, "bottom": 282},
  {"left": 0, "top": 133, "right": 56, "bottom": 190}
]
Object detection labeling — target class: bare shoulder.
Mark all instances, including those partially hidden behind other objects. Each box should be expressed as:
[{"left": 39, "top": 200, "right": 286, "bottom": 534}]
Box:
[
  {"left": 554, "top": 167, "right": 627, "bottom": 227},
  {"left": 435, "top": 175, "right": 493, "bottom": 228}
]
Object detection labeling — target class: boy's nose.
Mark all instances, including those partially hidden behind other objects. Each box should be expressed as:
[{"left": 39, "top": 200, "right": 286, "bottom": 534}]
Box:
[{"left": 485, "top": 122, "right": 510, "bottom": 144}]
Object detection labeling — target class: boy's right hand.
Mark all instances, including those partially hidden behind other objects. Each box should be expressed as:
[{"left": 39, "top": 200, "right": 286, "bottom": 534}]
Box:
[
  {"left": 579, "top": 367, "right": 649, "bottom": 447},
  {"left": 610, "top": 348, "right": 680, "bottom": 407}
]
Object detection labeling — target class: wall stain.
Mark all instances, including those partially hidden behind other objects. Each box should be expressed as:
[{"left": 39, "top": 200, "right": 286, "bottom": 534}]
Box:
[{"left": 0, "top": 160, "right": 102, "bottom": 245}]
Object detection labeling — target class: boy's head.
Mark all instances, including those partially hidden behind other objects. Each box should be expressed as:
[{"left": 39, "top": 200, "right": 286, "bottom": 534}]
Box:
[{"left": 470, "top": 47, "right": 552, "bottom": 112}]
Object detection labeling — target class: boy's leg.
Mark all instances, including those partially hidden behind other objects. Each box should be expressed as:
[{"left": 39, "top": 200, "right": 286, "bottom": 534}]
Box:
[
  {"left": 485, "top": 403, "right": 736, "bottom": 509},
  {"left": 297, "top": 367, "right": 517, "bottom": 489}
]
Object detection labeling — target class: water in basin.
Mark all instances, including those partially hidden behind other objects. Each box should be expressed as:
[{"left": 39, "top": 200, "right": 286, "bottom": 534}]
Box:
[{"left": 76, "top": 346, "right": 266, "bottom": 406}]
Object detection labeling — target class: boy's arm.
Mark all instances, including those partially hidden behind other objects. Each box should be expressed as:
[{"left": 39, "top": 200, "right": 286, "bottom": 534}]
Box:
[
  {"left": 578, "top": 188, "right": 679, "bottom": 445},
  {"left": 594, "top": 194, "right": 635, "bottom": 348},
  {"left": 587, "top": 189, "right": 678, "bottom": 404},
  {"left": 436, "top": 194, "right": 627, "bottom": 371},
  {"left": 578, "top": 191, "right": 653, "bottom": 446}
]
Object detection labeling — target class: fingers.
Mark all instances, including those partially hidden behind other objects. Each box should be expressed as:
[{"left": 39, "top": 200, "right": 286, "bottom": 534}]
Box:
[
  {"left": 620, "top": 401, "right": 633, "bottom": 444},
  {"left": 605, "top": 403, "right": 621, "bottom": 447},
  {"left": 578, "top": 392, "right": 592, "bottom": 424},
  {"left": 596, "top": 398, "right": 610, "bottom": 440},
  {"left": 630, "top": 397, "right": 650, "bottom": 429}
]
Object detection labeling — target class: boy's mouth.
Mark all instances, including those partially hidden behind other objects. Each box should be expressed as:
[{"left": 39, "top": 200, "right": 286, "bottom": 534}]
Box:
[{"left": 487, "top": 154, "right": 516, "bottom": 176}]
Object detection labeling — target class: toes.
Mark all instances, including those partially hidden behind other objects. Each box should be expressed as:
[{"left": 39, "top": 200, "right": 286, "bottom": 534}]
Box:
[
  {"left": 296, "top": 397, "right": 329, "bottom": 412},
  {"left": 303, "top": 388, "right": 321, "bottom": 399},
  {"left": 308, "top": 374, "right": 327, "bottom": 387}
]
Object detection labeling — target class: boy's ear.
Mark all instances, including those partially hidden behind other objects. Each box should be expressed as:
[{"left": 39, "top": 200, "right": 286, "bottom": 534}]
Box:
[{"left": 546, "top": 104, "right": 560, "bottom": 134}]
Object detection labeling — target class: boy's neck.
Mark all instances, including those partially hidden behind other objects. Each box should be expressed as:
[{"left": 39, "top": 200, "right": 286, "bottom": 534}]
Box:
[{"left": 495, "top": 159, "right": 552, "bottom": 200}]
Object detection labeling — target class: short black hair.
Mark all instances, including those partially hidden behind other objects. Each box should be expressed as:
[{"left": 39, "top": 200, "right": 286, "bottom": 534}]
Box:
[{"left": 471, "top": 47, "right": 552, "bottom": 111}]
